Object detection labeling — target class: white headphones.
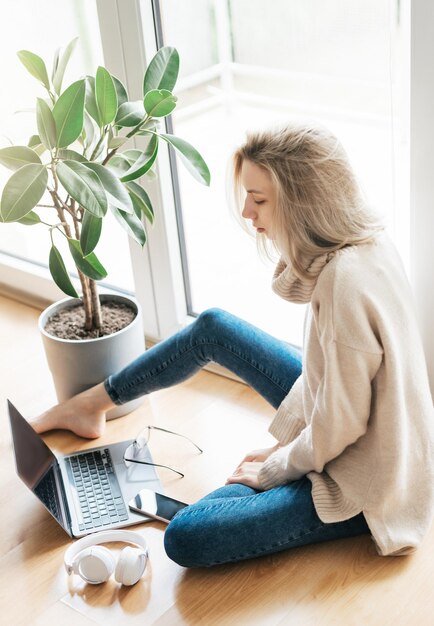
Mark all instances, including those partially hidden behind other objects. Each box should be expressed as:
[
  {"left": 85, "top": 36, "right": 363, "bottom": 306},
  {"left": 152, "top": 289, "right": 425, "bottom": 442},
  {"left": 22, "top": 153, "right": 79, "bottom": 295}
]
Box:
[{"left": 64, "top": 530, "right": 148, "bottom": 586}]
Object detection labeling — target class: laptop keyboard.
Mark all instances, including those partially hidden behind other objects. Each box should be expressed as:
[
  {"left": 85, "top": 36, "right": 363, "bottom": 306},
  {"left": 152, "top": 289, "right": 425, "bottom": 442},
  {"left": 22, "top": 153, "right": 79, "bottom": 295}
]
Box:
[
  {"left": 66, "top": 448, "right": 128, "bottom": 532},
  {"left": 34, "top": 467, "right": 61, "bottom": 522}
]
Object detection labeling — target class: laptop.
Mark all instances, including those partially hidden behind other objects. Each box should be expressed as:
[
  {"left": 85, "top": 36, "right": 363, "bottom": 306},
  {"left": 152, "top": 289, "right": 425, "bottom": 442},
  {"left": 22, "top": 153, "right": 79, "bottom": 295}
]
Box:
[{"left": 7, "top": 399, "right": 162, "bottom": 537}]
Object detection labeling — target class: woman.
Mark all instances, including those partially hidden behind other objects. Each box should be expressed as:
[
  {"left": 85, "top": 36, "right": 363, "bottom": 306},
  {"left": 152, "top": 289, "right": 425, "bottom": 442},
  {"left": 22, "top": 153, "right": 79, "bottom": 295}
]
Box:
[{"left": 33, "top": 123, "right": 434, "bottom": 567}]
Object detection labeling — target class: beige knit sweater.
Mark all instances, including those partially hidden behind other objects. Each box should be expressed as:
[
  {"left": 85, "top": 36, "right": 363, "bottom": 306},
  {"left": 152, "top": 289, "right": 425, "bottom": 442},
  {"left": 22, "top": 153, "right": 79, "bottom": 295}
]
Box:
[{"left": 258, "top": 232, "right": 434, "bottom": 556}]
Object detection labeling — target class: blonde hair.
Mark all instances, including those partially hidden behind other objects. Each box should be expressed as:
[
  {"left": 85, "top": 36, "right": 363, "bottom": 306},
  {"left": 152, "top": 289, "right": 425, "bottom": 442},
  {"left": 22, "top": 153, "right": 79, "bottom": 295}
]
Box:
[{"left": 232, "top": 122, "right": 384, "bottom": 281}]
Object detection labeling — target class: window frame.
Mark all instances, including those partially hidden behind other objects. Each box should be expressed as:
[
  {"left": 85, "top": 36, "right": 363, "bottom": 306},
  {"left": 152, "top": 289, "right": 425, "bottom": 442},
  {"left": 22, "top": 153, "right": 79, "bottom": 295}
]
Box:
[
  {"left": 94, "top": 0, "right": 191, "bottom": 341},
  {"left": 409, "top": 0, "right": 434, "bottom": 393}
]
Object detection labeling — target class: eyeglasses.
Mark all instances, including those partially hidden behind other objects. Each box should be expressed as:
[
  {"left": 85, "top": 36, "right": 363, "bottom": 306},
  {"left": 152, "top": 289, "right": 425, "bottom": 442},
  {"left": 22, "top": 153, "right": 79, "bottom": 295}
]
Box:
[{"left": 123, "top": 425, "right": 203, "bottom": 478}]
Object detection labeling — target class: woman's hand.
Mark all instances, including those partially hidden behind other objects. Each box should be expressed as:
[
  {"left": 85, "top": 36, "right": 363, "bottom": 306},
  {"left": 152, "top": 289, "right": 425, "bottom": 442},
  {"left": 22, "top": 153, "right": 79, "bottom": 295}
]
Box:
[
  {"left": 237, "top": 442, "right": 281, "bottom": 465},
  {"left": 225, "top": 443, "right": 281, "bottom": 489},
  {"left": 225, "top": 461, "right": 264, "bottom": 490}
]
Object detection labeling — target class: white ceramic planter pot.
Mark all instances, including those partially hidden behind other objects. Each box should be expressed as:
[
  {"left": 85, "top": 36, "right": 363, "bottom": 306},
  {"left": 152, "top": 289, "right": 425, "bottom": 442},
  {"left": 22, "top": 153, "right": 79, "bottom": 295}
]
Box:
[{"left": 39, "top": 294, "right": 145, "bottom": 420}]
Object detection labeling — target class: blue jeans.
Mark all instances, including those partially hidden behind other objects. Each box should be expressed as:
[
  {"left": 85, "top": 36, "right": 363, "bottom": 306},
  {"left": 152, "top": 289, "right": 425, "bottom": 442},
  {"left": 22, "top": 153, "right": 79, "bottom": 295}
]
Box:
[{"left": 104, "top": 308, "right": 370, "bottom": 567}]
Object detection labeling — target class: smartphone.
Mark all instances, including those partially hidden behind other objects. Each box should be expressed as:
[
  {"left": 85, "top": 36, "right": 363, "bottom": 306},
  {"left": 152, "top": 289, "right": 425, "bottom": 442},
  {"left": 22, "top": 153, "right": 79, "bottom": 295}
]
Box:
[{"left": 129, "top": 488, "right": 188, "bottom": 524}]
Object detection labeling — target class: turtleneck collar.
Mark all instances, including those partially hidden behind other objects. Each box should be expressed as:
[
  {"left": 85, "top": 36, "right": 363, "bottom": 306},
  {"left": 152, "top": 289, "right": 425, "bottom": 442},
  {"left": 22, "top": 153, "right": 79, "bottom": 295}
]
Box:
[{"left": 272, "top": 251, "right": 336, "bottom": 304}]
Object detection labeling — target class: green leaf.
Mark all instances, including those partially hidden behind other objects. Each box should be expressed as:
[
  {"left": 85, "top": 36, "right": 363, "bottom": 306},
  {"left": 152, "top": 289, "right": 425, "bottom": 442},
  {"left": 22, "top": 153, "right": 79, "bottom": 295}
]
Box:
[
  {"left": 122, "top": 149, "right": 145, "bottom": 164},
  {"left": 159, "top": 133, "right": 210, "bottom": 185},
  {"left": 143, "top": 89, "right": 177, "bottom": 117},
  {"left": 52, "top": 37, "right": 78, "bottom": 95},
  {"left": 28, "top": 135, "right": 42, "bottom": 148},
  {"left": 49, "top": 245, "right": 79, "bottom": 297},
  {"left": 125, "top": 181, "right": 154, "bottom": 224},
  {"left": 120, "top": 134, "right": 159, "bottom": 182},
  {"left": 92, "top": 134, "right": 108, "bottom": 162},
  {"left": 143, "top": 46, "right": 179, "bottom": 95},
  {"left": 136, "top": 118, "right": 160, "bottom": 135},
  {"left": 95, "top": 66, "right": 118, "bottom": 126},
  {"left": 84, "top": 76, "right": 100, "bottom": 126},
  {"left": 115, "top": 101, "right": 145, "bottom": 127},
  {"left": 68, "top": 238, "right": 107, "bottom": 280},
  {"left": 80, "top": 211, "right": 102, "bottom": 255},
  {"left": 0, "top": 164, "right": 47, "bottom": 222},
  {"left": 36, "top": 98, "right": 57, "bottom": 151},
  {"left": 52, "top": 47, "right": 61, "bottom": 85},
  {"left": 0, "top": 146, "right": 42, "bottom": 171},
  {"left": 112, "top": 75, "right": 128, "bottom": 106},
  {"left": 82, "top": 111, "right": 97, "bottom": 152},
  {"left": 56, "top": 160, "right": 107, "bottom": 217},
  {"left": 26, "top": 136, "right": 46, "bottom": 157},
  {"left": 108, "top": 135, "right": 128, "bottom": 150},
  {"left": 57, "top": 148, "right": 87, "bottom": 162},
  {"left": 107, "top": 154, "right": 132, "bottom": 176},
  {"left": 110, "top": 205, "right": 146, "bottom": 246},
  {"left": 17, "top": 210, "right": 41, "bottom": 225},
  {"left": 17, "top": 50, "right": 50, "bottom": 90},
  {"left": 83, "top": 162, "right": 134, "bottom": 214},
  {"left": 52, "top": 79, "right": 86, "bottom": 148},
  {"left": 144, "top": 169, "right": 156, "bottom": 181}
]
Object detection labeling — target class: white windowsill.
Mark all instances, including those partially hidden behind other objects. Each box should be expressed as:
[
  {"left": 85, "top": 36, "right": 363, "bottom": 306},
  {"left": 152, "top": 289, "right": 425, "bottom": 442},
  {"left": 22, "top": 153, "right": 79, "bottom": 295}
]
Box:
[{"left": 0, "top": 258, "right": 246, "bottom": 386}]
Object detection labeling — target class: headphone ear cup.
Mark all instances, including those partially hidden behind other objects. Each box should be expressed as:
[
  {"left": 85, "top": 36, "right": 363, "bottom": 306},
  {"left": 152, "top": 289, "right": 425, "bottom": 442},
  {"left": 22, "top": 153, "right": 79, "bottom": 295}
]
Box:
[
  {"left": 76, "top": 546, "right": 116, "bottom": 584},
  {"left": 114, "top": 546, "right": 147, "bottom": 586}
]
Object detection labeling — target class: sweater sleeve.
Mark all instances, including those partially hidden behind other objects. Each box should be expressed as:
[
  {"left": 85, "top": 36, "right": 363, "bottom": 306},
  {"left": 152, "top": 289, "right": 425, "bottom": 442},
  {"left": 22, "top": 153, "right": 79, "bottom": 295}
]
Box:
[
  {"left": 268, "top": 375, "right": 306, "bottom": 444},
  {"left": 258, "top": 340, "right": 382, "bottom": 490}
]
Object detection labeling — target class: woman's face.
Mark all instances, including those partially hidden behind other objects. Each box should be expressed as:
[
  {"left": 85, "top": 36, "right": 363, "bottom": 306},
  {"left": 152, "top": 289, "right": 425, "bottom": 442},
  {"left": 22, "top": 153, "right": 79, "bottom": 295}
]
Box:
[{"left": 241, "top": 160, "right": 276, "bottom": 238}]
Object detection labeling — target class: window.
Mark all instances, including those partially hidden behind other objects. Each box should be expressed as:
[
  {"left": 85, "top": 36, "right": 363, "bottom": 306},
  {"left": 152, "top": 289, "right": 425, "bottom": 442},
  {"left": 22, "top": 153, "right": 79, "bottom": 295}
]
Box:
[
  {"left": 0, "top": 0, "right": 134, "bottom": 293},
  {"left": 155, "top": 0, "right": 407, "bottom": 346},
  {"left": 1, "top": 0, "right": 432, "bottom": 392}
]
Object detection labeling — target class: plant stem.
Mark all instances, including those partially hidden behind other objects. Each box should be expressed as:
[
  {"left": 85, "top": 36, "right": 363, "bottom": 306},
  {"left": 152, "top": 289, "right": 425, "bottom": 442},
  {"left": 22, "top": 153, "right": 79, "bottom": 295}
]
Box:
[
  {"left": 49, "top": 190, "right": 72, "bottom": 238},
  {"left": 51, "top": 195, "right": 93, "bottom": 325},
  {"left": 102, "top": 147, "right": 118, "bottom": 166},
  {"left": 67, "top": 198, "right": 95, "bottom": 330},
  {"left": 89, "top": 130, "right": 106, "bottom": 161},
  {"left": 69, "top": 199, "right": 81, "bottom": 239},
  {"left": 126, "top": 114, "right": 151, "bottom": 139},
  {"left": 78, "top": 274, "right": 93, "bottom": 329},
  {"left": 49, "top": 169, "right": 94, "bottom": 329},
  {"left": 89, "top": 279, "right": 102, "bottom": 330},
  {"left": 102, "top": 115, "right": 153, "bottom": 165}
]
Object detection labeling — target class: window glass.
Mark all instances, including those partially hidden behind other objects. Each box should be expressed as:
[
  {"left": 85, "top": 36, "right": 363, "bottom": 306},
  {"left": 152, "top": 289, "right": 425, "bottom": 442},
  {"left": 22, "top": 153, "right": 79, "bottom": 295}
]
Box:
[
  {"left": 158, "top": 0, "right": 403, "bottom": 346},
  {"left": 0, "top": 0, "right": 134, "bottom": 292}
]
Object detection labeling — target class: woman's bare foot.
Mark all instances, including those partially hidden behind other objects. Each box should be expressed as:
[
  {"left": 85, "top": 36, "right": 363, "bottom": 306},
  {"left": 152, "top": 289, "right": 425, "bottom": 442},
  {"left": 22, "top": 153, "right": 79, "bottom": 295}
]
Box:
[{"left": 31, "top": 383, "right": 117, "bottom": 439}]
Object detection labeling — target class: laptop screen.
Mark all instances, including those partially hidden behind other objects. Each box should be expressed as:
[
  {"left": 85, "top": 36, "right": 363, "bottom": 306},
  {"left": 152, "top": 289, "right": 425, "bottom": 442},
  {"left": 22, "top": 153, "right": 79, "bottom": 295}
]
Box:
[
  {"left": 8, "top": 400, "right": 56, "bottom": 488},
  {"left": 8, "top": 400, "right": 69, "bottom": 530}
]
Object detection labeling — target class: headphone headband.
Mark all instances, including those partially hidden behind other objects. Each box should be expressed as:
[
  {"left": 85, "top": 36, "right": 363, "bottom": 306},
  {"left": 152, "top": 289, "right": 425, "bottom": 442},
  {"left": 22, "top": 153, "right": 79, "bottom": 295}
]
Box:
[{"left": 64, "top": 530, "right": 148, "bottom": 574}]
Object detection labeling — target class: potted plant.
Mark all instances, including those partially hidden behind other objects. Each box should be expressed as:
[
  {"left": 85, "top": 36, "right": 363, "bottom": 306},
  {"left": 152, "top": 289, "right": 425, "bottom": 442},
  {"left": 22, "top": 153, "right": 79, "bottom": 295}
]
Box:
[{"left": 0, "top": 39, "right": 210, "bottom": 418}]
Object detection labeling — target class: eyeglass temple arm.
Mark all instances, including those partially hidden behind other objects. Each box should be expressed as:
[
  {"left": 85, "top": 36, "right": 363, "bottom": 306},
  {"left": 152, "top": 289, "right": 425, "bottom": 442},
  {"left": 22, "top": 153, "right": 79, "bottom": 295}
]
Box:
[
  {"left": 148, "top": 425, "right": 203, "bottom": 454},
  {"left": 123, "top": 455, "right": 185, "bottom": 478}
]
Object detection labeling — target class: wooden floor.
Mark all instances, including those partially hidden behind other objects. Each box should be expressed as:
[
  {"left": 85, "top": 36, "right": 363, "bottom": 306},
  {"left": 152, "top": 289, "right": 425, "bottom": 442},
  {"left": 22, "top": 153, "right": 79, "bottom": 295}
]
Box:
[{"left": 1, "top": 294, "right": 434, "bottom": 625}]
